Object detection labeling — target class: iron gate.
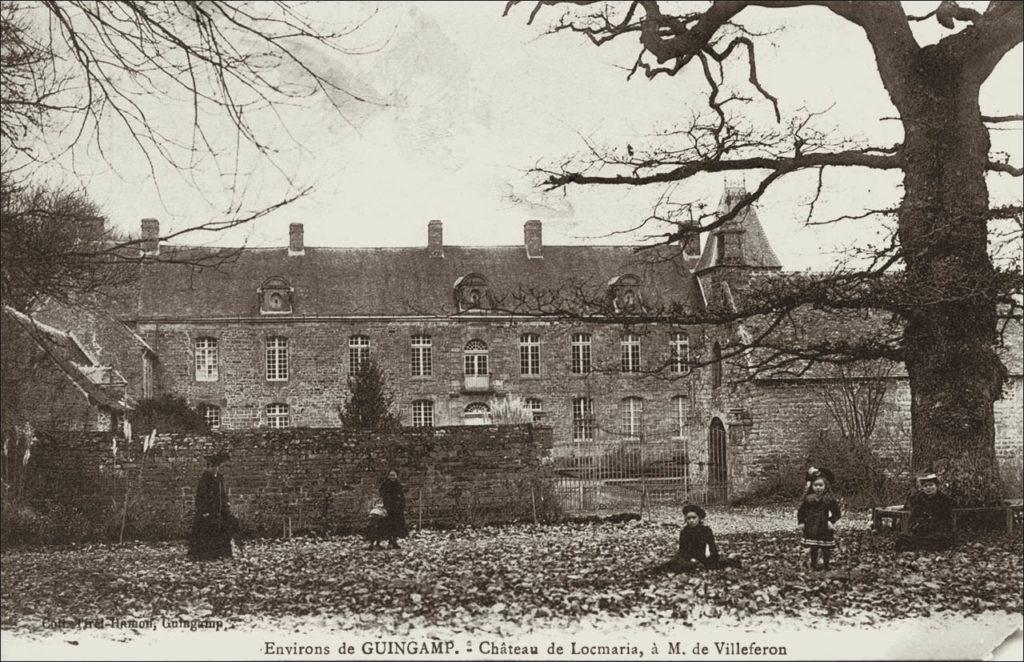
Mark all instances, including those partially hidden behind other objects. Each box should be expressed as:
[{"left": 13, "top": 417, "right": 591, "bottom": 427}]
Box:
[{"left": 707, "top": 418, "right": 728, "bottom": 504}]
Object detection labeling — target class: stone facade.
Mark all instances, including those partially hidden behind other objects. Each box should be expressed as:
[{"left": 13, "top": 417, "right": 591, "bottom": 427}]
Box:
[{"left": 17, "top": 186, "right": 1023, "bottom": 501}]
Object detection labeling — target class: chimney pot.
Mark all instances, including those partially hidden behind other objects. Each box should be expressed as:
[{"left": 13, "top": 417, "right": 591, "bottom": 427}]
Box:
[
  {"left": 428, "top": 219, "right": 443, "bottom": 258},
  {"left": 289, "top": 223, "right": 304, "bottom": 256},
  {"left": 524, "top": 219, "right": 542, "bottom": 258},
  {"left": 140, "top": 218, "right": 159, "bottom": 255}
]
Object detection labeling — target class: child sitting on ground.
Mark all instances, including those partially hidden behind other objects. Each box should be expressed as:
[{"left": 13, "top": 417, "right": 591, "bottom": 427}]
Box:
[
  {"left": 651, "top": 504, "right": 742, "bottom": 574},
  {"left": 365, "top": 502, "right": 387, "bottom": 550}
]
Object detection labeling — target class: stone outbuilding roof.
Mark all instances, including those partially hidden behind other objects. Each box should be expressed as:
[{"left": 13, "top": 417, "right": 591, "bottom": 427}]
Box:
[{"left": 3, "top": 306, "right": 133, "bottom": 411}]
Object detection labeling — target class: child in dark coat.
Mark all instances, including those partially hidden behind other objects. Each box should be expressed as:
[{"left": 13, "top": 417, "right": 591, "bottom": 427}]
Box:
[
  {"left": 895, "top": 472, "right": 955, "bottom": 552},
  {"left": 798, "top": 469, "right": 842, "bottom": 570},
  {"left": 651, "top": 504, "right": 741, "bottom": 574}
]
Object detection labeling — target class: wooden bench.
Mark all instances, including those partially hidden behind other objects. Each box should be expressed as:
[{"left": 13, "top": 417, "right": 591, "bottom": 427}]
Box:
[{"left": 872, "top": 499, "right": 1023, "bottom": 537}]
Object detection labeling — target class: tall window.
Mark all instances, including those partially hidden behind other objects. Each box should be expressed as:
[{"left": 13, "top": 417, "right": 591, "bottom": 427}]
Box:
[
  {"left": 202, "top": 404, "right": 221, "bottom": 430},
  {"left": 412, "top": 400, "right": 434, "bottom": 427},
  {"left": 195, "top": 337, "right": 218, "bottom": 381},
  {"left": 266, "top": 337, "right": 288, "bottom": 381},
  {"left": 670, "top": 333, "right": 690, "bottom": 374},
  {"left": 572, "top": 397, "right": 594, "bottom": 441},
  {"left": 716, "top": 234, "right": 726, "bottom": 259},
  {"left": 411, "top": 335, "right": 432, "bottom": 376},
  {"left": 524, "top": 397, "right": 543, "bottom": 422},
  {"left": 620, "top": 397, "right": 644, "bottom": 439},
  {"left": 621, "top": 334, "right": 641, "bottom": 373},
  {"left": 671, "top": 395, "right": 687, "bottom": 438},
  {"left": 463, "top": 339, "right": 489, "bottom": 376},
  {"left": 712, "top": 341, "right": 723, "bottom": 388},
  {"left": 349, "top": 335, "right": 370, "bottom": 373},
  {"left": 266, "top": 403, "right": 289, "bottom": 428},
  {"left": 519, "top": 334, "right": 540, "bottom": 375},
  {"left": 571, "top": 333, "right": 592, "bottom": 374}
]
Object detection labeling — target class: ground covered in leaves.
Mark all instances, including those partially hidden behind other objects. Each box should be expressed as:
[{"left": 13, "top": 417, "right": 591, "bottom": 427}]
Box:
[{"left": 2, "top": 508, "right": 1021, "bottom": 637}]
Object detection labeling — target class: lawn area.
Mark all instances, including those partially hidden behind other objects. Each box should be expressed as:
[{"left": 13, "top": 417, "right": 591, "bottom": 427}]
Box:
[{"left": 2, "top": 506, "right": 1021, "bottom": 646}]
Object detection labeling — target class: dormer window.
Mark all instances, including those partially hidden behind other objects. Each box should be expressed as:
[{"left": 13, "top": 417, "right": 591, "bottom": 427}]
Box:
[
  {"left": 454, "top": 273, "right": 489, "bottom": 312},
  {"left": 607, "top": 274, "right": 642, "bottom": 313},
  {"left": 259, "top": 277, "right": 293, "bottom": 314}
]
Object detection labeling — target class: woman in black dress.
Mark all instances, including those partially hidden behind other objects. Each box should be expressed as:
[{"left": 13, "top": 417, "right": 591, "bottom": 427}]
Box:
[
  {"left": 379, "top": 469, "right": 408, "bottom": 549},
  {"left": 187, "top": 451, "right": 239, "bottom": 561}
]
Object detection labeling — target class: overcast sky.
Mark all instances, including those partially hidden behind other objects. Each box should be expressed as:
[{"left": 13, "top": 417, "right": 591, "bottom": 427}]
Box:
[{"left": 39, "top": 1, "right": 1024, "bottom": 271}]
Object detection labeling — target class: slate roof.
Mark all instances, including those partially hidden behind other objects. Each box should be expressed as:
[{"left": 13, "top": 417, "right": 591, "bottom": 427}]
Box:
[
  {"left": 696, "top": 186, "right": 783, "bottom": 272},
  {"left": 129, "top": 244, "right": 704, "bottom": 320},
  {"left": 3, "top": 306, "right": 132, "bottom": 411}
]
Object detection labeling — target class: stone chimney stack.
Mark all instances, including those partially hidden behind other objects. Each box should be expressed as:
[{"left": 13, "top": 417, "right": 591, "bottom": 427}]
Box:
[
  {"left": 81, "top": 215, "right": 105, "bottom": 241},
  {"left": 524, "top": 219, "right": 542, "bottom": 258},
  {"left": 141, "top": 218, "right": 160, "bottom": 256},
  {"left": 428, "top": 219, "right": 444, "bottom": 258},
  {"left": 289, "top": 223, "right": 304, "bottom": 256}
]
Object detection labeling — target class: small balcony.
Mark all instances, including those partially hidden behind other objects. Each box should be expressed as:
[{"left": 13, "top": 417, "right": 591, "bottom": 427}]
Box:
[{"left": 462, "top": 374, "right": 491, "bottom": 393}]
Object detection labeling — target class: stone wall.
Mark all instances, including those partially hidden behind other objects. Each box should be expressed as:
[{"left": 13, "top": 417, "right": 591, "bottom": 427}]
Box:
[
  {"left": 20, "top": 425, "right": 555, "bottom": 540},
  {"left": 727, "top": 376, "right": 1024, "bottom": 498}
]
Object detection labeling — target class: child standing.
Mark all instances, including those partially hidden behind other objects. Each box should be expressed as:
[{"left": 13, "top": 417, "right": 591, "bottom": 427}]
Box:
[{"left": 798, "top": 469, "right": 841, "bottom": 570}]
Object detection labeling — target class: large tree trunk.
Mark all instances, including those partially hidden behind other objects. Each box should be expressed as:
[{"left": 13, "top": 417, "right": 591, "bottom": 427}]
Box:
[{"left": 897, "top": 62, "right": 1007, "bottom": 504}]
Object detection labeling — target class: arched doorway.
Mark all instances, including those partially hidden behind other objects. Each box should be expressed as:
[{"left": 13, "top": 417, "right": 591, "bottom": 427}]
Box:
[{"left": 707, "top": 418, "right": 728, "bottom": 504}]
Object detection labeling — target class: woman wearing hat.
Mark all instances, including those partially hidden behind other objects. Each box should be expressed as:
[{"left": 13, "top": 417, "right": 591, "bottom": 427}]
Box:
[
  {"left": 379, "top": 469, "right": 408, "bottom": 550},
  {"left": 895, "top": 472, "right": 954, "bottom": 552},
  {"left": 187, "top": 451, "right": 239, "bottom": 561},
  {"left": 651, "top": 503, "right": 741, "bottom": 574}
]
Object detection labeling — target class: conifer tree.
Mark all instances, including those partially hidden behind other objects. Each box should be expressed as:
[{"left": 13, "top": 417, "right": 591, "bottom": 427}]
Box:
[{"left": 338, "top": 359, "right": 401, "bottom": 431}]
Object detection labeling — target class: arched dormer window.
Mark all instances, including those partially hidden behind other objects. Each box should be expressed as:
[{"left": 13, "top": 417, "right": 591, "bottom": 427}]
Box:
[
  {"left": 454, "top": 273, "right": 489, "bottom": 312},
  {"left": 607, "top": 274, "right": 642, "bottom": 313},
  {"left": 259, "top": 277, "right": 293, "bottom": 314}
]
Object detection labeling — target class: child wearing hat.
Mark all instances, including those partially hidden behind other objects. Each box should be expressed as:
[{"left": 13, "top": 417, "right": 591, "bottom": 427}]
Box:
[
  {"left": 895, "top": 471, "right": 954, "bottom": 552},
  {"left": 797, "top": 468, "right": 841, "bottom": 570},
  {"left": 651, "top": 504, "right": 742, "bottom": 574}
]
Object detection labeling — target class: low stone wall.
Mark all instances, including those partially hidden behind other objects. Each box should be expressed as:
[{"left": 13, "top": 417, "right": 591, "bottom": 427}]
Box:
[{"left": 18, "top": 425, "right": 555, "bottom": 540}]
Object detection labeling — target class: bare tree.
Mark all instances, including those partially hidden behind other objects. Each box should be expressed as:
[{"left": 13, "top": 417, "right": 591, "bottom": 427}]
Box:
[
  {"left": 507, "top": 1, "right": 1023, "bottom": 499},
  {"left": 1, "top": 1, "right": 378, "bottom": 312}
]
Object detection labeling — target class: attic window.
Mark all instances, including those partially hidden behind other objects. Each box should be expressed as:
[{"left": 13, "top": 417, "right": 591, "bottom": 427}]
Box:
[
  {"left": 454, "top": 273, "right": 489, "bottom": 312},
  {"left": 259, "top": 277, "right": 293, "bottom": 314},
  {"left": 607, "top": 274, "right": 642, "bottom": 313}
]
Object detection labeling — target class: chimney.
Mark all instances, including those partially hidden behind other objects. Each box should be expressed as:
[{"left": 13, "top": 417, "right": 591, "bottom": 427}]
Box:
[
  {"left": 289, "top": 223, "right": 304, "bottom": 256},
  {"left": 140, "top": 218, "right": 160, "bottom": 255},
  {"left": 80, "top": 215, "right": 105, "bottom": 242},
  {"left": 524, "top": 219, "right": 542, "bottom": 258},
  {"left": 428, "top": 219, "right": 443, "bottom": 258}
]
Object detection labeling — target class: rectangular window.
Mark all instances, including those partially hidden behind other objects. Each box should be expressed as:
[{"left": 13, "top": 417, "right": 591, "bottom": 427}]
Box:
[
  {"left": 266, "top": 403, "right": 289, "bottom": 428},
  {"left": 464, "top": 353, "right": 488, "bottom": 376},
  {"left": 142, "top": 354, "right": 154, "bottom": 398},
  {"left": 524, "top": 397, "right": 543, "bottom": 423},
  {"left": 266, "top": 337, "right": 289, "bottom": 381},
  {"left": 670, "top": 333, "right": 690, "bottom": 374},
  {"left": 349, "top": 335, "right": 370, "bottom": 373},
  {"left": 572, "top": 397, "right": 594, "bottom": 441},
  {"left": 620, "top": 397, "right": 644, "bottom": 439},
  {"left": 411, "top": 335, "right": 432, "bottom": 377},
  {"left": 195, "top": 337, "right": 218, "bottom": 382},
  {"left": 672, "top": 395, "right": 687, "bottom": 438},
  {"left": 571, "top": 333, "right": 592, "bottom": 374},
  {"left": 203, "top": 405, "right": 221, "bottom": 430},
  {"left": 519, "top": 334, "right": 540, "bottom": 375},
  {"left": 412, "top": 400, "right": 434, "bottom": 427},
  {"left": 621, "top": 334, "right": 641, "bottom": 373}
]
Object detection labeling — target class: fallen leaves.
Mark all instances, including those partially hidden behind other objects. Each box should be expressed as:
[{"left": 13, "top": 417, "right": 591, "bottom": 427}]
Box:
[{"left": 1, "top": 510, "right": 1021, "bottom": 636}]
